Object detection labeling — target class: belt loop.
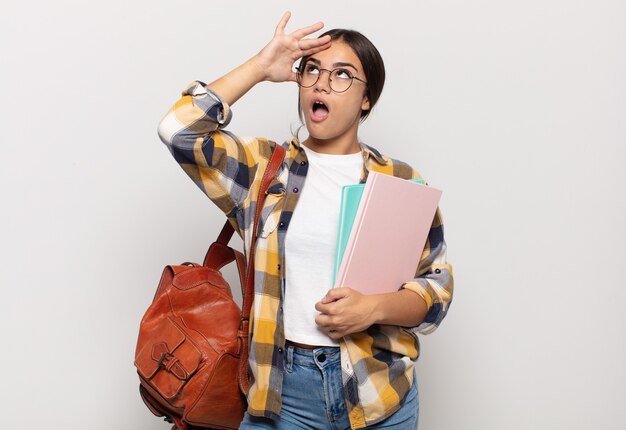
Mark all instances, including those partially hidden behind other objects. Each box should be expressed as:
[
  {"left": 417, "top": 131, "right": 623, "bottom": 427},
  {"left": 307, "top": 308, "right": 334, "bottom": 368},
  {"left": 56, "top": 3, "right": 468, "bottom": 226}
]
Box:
[{"left": 285, "top": 344, "right": 294, "bottom": 373}]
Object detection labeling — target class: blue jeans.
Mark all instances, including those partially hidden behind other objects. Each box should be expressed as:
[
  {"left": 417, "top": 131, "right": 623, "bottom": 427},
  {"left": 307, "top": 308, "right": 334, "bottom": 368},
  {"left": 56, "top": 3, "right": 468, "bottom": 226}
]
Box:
[{"left": 239, "top": 344, "right": 419, "bottom": 429}]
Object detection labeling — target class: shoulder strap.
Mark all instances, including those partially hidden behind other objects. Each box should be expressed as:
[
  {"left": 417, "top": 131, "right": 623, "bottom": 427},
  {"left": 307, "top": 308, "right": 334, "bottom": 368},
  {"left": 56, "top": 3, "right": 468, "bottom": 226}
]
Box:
[
  {"left": 204, "top": 143, "right": 286, "bottom": 274},
  {"left": 242, "top": 143, "right": 286, "bottom": 312},
  {"left": 239, "top": 144, "right": 286, "bottom": 395},
  {"left": 200, "top": 143, "right": 285, "bottom": 396}
]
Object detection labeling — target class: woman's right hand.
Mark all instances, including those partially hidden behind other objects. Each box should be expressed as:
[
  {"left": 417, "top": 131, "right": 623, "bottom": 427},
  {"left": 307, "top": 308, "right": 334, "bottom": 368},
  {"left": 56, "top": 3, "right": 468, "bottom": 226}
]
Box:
[
  {"left": 252, "top": 11, "right": 331, "bottom": 83},
  {"left": 204, "top": 12, "right": 331, "bottom": 106}
]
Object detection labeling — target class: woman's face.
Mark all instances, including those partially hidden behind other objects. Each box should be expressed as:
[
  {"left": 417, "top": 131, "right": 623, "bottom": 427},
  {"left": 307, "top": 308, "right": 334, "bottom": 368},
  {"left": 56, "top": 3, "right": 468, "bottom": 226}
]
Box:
[{"left": 299, "top": 40, "right": 370, "bottom": 144}]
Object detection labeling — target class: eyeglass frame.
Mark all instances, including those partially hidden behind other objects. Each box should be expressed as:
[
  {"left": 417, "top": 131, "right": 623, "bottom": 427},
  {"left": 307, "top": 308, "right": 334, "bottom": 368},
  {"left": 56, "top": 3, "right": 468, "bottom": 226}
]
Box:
[{"left": 296, "top": 63, "right": 368, "bottom": 93}]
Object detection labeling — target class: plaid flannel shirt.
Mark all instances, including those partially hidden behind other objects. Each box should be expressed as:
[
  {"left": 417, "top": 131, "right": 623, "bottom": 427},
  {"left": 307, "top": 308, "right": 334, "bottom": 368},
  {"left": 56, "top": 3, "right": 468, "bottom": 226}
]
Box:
[{"left": 157, "top": 81, "right": 454, "bottom": 429}]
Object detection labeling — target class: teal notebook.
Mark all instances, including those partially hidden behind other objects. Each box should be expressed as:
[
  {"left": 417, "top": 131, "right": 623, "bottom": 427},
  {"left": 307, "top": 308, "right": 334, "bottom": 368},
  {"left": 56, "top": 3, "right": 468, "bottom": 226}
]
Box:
[{"left": 332, "top": 178, "right": 426, "bottom": 285}]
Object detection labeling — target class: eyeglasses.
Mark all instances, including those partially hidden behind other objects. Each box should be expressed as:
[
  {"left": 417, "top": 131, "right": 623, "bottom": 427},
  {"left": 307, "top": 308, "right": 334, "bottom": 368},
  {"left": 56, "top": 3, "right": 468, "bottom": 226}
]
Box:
[{"left": 296, "top": 63, "right": 367, "bottom": 93}]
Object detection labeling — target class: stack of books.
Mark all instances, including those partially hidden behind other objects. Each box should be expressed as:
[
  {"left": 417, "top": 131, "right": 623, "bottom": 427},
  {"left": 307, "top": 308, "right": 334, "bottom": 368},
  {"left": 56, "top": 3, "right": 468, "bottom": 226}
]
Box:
[{"left": 332, "top": 172, "right": 442, "bottom": 294}]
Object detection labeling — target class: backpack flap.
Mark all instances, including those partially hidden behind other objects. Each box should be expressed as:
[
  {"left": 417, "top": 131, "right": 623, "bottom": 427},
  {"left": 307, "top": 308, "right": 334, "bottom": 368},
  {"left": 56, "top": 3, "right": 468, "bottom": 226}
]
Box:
[{"left": 135, "top": 317, "right": 202, "bottom": 399}]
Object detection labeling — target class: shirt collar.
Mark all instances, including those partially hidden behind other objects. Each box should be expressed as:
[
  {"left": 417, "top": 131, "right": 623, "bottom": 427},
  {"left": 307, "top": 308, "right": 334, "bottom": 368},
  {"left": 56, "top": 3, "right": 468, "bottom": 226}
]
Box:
[{"left": 288, "top": 137, "right": 388, "bottom": 166}]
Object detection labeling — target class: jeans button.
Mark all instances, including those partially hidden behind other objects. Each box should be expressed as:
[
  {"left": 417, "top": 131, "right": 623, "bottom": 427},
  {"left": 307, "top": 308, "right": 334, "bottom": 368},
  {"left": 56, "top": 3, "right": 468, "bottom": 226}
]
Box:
[{"left": 318, "top": 353, "right": 326, "bottom": 363}]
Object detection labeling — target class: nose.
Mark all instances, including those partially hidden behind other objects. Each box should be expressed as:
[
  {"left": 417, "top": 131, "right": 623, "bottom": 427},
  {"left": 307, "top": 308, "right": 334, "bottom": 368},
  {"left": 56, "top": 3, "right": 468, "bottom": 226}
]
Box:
[{"left": 313, "top": 69, "right": 332, "bottom": 93}]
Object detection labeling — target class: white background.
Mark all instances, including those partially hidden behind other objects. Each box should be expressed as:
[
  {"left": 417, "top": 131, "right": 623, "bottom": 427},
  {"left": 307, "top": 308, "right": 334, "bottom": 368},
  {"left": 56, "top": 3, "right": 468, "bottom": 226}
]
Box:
[{"left": 1, "top": 0, "right": 625, "bottom": 429}]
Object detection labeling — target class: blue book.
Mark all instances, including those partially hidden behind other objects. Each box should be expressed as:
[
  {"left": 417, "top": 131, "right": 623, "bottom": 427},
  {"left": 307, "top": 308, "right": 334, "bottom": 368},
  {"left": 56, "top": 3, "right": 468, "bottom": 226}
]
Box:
[{"left": 332, "top": 178, "right": 426, "bottom": 285}]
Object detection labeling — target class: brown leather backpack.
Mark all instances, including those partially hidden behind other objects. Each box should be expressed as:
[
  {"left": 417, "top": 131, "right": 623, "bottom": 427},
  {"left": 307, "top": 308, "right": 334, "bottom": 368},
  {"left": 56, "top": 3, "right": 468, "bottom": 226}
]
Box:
[{"left": 134, "top": 145, "right": 285, "bottom": 430}]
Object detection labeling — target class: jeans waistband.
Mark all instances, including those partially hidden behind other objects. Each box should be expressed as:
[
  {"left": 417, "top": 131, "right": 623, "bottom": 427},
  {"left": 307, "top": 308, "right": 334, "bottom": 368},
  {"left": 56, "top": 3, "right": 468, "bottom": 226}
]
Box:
[
  {"left": 286, "top": 340, "right": 339, "bottom": 354},
  {"left": 284, "top": 341, "right": 340, "bottom": 370}
]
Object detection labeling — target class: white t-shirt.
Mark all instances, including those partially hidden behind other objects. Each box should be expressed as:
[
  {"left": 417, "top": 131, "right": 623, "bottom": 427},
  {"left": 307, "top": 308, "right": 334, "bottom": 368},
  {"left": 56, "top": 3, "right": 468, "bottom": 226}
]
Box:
[{"left": 284, "top": 144, "right": 363, "bottom": 346}]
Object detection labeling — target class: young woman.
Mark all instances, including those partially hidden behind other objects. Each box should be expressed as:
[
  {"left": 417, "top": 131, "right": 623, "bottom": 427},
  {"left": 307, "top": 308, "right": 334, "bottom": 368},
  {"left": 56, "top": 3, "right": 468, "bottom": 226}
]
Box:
[{"left": 158, "top": 12, "right": 453, "bottom": 430}]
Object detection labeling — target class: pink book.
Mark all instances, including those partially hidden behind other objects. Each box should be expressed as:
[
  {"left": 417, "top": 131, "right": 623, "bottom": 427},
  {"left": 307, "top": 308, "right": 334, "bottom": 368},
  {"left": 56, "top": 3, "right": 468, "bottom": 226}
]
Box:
[{"left": 333, "top": 171, "right": 442, "bottom": 295}]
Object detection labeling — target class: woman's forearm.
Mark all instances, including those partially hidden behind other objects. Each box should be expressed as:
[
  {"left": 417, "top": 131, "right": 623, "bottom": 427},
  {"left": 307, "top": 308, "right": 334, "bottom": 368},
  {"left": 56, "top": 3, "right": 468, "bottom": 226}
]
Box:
[
  {"left": 315, "top": 286, "right": 429, "bottom": 339},
  {"left": 371, "top": 289, "right": 428, "bottom": 328},
  {"left": 205, "top": 56, "right": 267, "bottom": 106}
]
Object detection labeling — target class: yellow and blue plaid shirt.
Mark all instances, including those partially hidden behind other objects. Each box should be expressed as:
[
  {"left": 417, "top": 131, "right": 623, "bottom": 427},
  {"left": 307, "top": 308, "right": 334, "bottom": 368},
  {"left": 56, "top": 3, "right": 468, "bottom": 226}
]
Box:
[{"left": 157, "top": 81, "right": 454, "bottom": 429}]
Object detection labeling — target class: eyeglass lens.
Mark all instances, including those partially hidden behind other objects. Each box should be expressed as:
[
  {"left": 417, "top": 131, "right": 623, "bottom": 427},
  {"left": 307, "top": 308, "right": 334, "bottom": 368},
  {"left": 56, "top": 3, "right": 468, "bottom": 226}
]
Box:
[{"left": 298, "top": 66, "right": 355, "bottom": 93}]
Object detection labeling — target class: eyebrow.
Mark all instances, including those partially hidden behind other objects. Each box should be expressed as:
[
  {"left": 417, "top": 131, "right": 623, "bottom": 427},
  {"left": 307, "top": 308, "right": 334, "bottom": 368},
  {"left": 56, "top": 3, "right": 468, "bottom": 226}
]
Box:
[{"left": 307, "top": 57, "right": 359, "bottom": 72}]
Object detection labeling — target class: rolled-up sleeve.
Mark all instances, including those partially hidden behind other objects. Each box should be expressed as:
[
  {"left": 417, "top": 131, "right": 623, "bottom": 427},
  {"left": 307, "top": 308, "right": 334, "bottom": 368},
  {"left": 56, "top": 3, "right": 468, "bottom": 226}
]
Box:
[
  {"left": 157, "top": 81, "right": 267, "bottom": 217},
  {"left": 158, "top": 81, "right": 232, "bottom": 149}
]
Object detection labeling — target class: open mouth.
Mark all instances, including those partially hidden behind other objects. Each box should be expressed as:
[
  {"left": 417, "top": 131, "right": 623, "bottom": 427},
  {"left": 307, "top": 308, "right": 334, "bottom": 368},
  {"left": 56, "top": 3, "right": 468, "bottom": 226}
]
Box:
[{"left": 311, "top": 100, "right": 330, "bottom": 122}]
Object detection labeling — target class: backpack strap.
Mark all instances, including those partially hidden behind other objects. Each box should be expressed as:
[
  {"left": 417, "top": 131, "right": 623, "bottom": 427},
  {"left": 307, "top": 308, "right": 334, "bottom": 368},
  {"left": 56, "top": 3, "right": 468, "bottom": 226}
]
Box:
[
  {"left": 201, "top": 143, "right": 286, "bottom": 395},
  {"left": 238, "top": 143, "right": 285, "bottom": 394},
  {"left": 203, "top": 143, "right": 285, "bottom": 292},
  {"left": 203, "top": 223, "right": 247, "bottom": 297}
]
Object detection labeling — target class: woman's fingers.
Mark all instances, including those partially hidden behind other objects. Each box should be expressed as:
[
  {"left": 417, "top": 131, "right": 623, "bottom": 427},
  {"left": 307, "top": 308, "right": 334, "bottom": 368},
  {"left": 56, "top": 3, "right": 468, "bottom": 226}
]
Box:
[
  {"left": 274, "top": 11, "right": 291, "bottom": 35},
  {"left": 298, "top": 35, "right": 331, "bottom": 51},
  {"left": 296, "top": 36, "right": 331, "bottom": 61},
  {"left": 276, "top": 13, "right": 330, "bottom": 56},
  {"left": 262, "top": 13, "right": 330, "bottom": 83},
  {"left": 276, "top": 12, "right": 325, "bottom": 41},
  {"left": 319, "top": 324, "right": 343, "bottom": 340},
  {"left": 299, "top": 44, "right": 331, "bottom": 59},
  {"left": 291, "top": 21, "right": 326, "bottom": 40}
]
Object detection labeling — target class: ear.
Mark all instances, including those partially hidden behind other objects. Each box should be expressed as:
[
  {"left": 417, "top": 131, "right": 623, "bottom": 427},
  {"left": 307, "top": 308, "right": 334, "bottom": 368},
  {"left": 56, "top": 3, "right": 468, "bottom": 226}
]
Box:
[{"left": 361, "top": 95, "right": 370, "bottom": 111}]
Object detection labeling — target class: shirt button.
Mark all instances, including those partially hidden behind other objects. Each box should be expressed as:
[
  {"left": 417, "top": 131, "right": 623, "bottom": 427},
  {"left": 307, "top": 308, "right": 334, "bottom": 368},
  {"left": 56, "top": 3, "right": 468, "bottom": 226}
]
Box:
[
  {"left": 292, "top": 187, "right": 299, "bottom": 193},
  {"left": 279, "top": 221, "right": 285, "bottom": 228},
  {"left": 300, "top": 160, "right": 307, "bottom": 166},
  {"left": 435, "top": 268, "right": 442, "bottom": 274}
]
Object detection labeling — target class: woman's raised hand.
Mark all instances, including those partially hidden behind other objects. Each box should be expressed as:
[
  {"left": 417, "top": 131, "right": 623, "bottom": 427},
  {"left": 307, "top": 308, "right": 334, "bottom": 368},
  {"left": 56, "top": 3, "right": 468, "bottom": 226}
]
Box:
[
  {"left": 204, "top": 12, "right": 330, "bottom": 106},
  {"left": 253, "top": 11, "right": 331, "bottom": 83}
]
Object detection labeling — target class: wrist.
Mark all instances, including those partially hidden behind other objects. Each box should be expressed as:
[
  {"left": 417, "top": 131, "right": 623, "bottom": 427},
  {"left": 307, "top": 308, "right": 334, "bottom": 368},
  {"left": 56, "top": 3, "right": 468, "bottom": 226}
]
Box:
[
  {"left": 246, "top": 56, "right": 269, "bottom": 83},
  {"left": 369, "top": 295, "right": 385, "bottom": 326}
]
